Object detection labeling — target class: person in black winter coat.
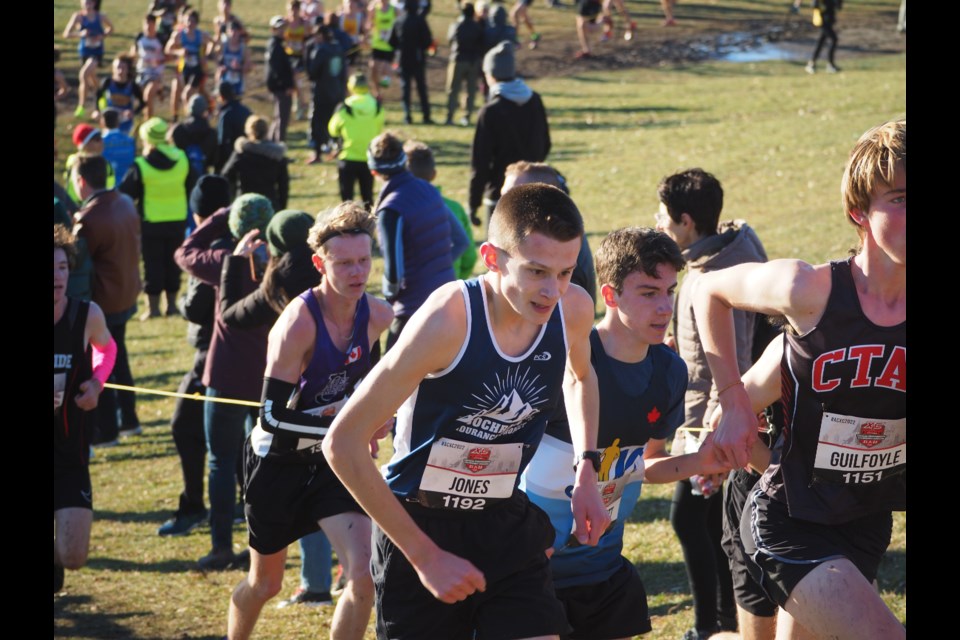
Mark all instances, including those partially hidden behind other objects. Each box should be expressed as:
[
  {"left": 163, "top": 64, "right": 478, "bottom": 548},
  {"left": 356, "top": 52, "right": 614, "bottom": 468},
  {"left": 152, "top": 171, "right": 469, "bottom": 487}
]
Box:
[
  {"left": 215, "top": 81, "right": 252, "bottom": 173},
  {"left": 388, "top": 0, "right": 434, "bottom": 124},
  {"left": 468, "top": 40, "right": 550, "bottom": 227},
  {"left": 170, "top": 94, "right": 219, "bottom": 175},
  {"left": 445, "top": 3, "right": 484, "bottom": 126},
  {"left": 221, "top": 115, "right": 290, "bottom": 212},
  {"left": 306, "top": 24, "right": 348, "bottom": 163},
  {"left": 266, "top": 15, "right": 296, "bottom": 141}
]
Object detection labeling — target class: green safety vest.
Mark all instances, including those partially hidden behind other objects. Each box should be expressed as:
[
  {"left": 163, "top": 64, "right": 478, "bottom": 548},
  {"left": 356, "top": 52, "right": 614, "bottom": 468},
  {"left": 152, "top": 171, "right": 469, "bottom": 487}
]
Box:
[
  {"left": 370, "top": 5, "right": 396, "bottom": 52},
  {"left": 134, "top": 148, "right": 189, "bottom": 223}
]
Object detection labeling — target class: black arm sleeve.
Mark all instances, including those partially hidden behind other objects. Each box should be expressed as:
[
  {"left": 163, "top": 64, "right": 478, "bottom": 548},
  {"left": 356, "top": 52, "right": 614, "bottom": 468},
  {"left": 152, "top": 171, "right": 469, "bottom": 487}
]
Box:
[
  {"left": 219, "top": 255, "right": 280, "bottom": 329},
  {"left": 259, "top": 377, "right": 334, "bottom": 438}
]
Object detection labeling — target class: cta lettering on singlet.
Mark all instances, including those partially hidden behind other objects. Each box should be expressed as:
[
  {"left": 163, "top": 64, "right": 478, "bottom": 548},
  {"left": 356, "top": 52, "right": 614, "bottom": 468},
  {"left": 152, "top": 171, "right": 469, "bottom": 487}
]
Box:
[
  {"left": 418, "top": 437, "right": 522, "bottom": 510},
  {"left": 813, "top": 411, "right": 906, "bottom": 485}
]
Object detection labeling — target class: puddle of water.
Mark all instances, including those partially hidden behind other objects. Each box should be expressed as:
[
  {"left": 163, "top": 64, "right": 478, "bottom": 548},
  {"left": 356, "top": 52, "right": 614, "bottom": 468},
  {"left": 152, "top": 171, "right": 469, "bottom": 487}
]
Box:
[
  {"left": 713, "top": 30, "right": 808, "bottom": 63},
  {"left": 723, "top": 42, "right": 804, "bottom": 62}
]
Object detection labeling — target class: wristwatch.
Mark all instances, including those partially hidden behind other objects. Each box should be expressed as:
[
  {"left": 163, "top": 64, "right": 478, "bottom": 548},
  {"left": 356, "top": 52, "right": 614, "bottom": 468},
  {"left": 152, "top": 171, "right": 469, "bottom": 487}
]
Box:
[{"left": 573, "top": 450, "right": 602, "bottom": 473}]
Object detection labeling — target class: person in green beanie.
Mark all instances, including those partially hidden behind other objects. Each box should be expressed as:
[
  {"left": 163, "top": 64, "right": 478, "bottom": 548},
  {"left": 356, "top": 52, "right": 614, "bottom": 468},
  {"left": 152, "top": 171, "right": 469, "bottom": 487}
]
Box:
[
  {"left": 220, "top": 209, "right": 320, "bottom": 327},
  {"left": 119, "top": 116, "right": 199, "bottom": 319},
  {"left": 173, "top": 190, "right": 275, "bottom": 571}
]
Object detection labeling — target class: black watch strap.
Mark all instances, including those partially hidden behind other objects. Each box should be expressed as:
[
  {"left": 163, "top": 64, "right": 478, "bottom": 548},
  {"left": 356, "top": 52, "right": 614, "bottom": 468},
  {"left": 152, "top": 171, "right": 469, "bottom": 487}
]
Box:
[{"left": 574, "top": 450, "right": 602, "bottom": 473}]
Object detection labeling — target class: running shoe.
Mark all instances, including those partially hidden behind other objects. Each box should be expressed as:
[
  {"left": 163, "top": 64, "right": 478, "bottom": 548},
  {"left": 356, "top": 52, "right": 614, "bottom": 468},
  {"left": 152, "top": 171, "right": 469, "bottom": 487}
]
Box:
[
  {"left": 625, "top": 20, "right": 637, "bottom": 40},
  {"left": 826, "top": 63, "right": 840, "bottom": 73},
  {"left": 529, "top": 32, "right": 541, "bottom": 49},
  {"left": 158, "top": 509, "right": 208, "bottom": 536},
  {"left": 197, "top": 548, "right": 250, "bottom": 571},
  {"left": 74, "top": 105, "right": 86, "bottom": 118},
  {"left": 276, "top": 588, "right": 334, "bottom": 608},
  {"left": 119, "top": 425, "right": 142, "bottom": 437},
  {"left": 805, "top": 61, "right": 816, "bottom": 74}
]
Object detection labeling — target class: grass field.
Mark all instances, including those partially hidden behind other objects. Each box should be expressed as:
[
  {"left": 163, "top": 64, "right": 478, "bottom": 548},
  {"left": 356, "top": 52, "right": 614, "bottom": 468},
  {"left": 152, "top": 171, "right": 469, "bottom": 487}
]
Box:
[{"left": 54, "top": 0, "right": 905, "bottom": 637}]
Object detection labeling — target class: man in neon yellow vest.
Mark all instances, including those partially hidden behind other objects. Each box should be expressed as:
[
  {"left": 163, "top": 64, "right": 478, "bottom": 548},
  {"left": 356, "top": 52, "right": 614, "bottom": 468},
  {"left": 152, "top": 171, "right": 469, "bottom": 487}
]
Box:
[
  {"left": 119, "top": 117, "right": 198, "bottom": 319},
  {"left": 366, "top": 0, "right": 396, "bottom": 98}
]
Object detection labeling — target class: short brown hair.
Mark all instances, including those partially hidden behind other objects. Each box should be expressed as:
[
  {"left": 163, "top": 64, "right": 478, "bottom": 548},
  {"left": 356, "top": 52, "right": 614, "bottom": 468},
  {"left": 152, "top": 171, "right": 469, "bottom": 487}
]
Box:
[
  {"left": 595, "top": 227, "right": 685, "bottom": 294},
  {"left": 841, "top": 119, "right": 906, "bottom": 238},
  {"left": 489, "top": 183, "right": 583, "bottom": 251},
  {"left": 308, "top": 201, "right": 378, "bottom": 254},
  {"left": 244, "top": 115, "right": 269, "bottom": 141},
  {"left": 368, "top": 131, "right": 405, "bottom": 169},
  {"left": 503, "top": 161, "right": 568, "bottom": 193},
  {"left": 74, "top": 154, "right": 108, "bottom": 191},
  {"left": 54, "top": 224, "right": 77, "bottom": 269},
  {"left": 403, "top": 140, "right": 435, "bottom": 180}
]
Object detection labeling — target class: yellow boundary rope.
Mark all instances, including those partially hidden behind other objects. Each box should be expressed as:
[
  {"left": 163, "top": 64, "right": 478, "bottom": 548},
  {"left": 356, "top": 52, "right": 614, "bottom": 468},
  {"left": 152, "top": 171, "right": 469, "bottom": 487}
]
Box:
[{"left": 103, "top": 383, "right": 262, "bottom": 407}]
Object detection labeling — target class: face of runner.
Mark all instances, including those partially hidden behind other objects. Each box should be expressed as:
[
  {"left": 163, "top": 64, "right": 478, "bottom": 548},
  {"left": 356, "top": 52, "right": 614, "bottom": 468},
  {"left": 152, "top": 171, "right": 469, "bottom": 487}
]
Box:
[
  {"left": 112, "top": 58, "right": 129, "bottom": 82},
  {"left": 606, "top": 264, "right": 678, "bottom": 346},
  {"left": 862, "top": 168, "right": 906, "bottom": 267},
  {"left": 654, "top": 201, "right": 695, "bottom": 250},
  {"left": 145, "top": 18, "right": 157, "bottom": 37},
  {"left": 316, "top": 233, "right": 373, "bottom": 300},
  {"left": 83, "top": 0, "right": 96, "bottom": 14},
  {"left": 492, "top": 231, "right": 581, "bottom": 325},
  {"left": 54, "top": 248, "right": 69, "bottom": 306}
]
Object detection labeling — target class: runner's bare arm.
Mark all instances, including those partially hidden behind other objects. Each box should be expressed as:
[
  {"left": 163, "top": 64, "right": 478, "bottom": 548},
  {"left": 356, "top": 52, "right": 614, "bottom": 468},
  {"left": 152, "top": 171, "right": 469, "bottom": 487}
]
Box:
[
  {"left": 75, "top": 301, "right": 112, "bottom": 411},
  {"left": 323, "top": 282, "right": 488, "bottom": 603},
  {"left": 63, "top": 12, "right": 80, "bottom": 38},
  {"left": 692, "top": 259, "right": 827, "bottom": 468},
  {"left": 264, "top": 298, "right": 316, "bottom": 384},
  {"left": 101, "top": 14, "right": 114, "bottom": 36},
  {"left": 642, "top": 433, "right": 731, "bottom": 484},
  {"left": 706, "top": 332, "right": 786, "bottom": 473},
  {"left": 562, "top": 284, "right": 611, "bottom": 546}
]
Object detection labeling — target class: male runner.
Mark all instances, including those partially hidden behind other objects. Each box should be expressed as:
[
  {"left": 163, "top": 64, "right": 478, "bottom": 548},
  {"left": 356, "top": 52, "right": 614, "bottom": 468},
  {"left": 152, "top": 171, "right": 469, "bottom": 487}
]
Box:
[
  {"left": 323, "top": 183, "right": 609, "bottom": 639},
  {"left": 521, "top": 226, "right": 729, "bottom": 639},
  {"left": 227, "top": 202, "right": 393, "bottom": 640},
  {"left": 54, "top": 224, "right": 115, "bottom": 593},
  {"left": 693, "top": 119, "right": 905, "bottom": 639}
]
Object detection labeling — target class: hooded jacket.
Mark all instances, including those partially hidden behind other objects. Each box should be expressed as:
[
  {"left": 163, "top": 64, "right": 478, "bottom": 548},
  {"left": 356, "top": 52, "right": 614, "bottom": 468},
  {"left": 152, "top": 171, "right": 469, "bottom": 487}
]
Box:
[
  {"left": 328, "top": 93, "right": 385, "bottom": 162},
  {"left": 220, "top": 137, "right": 290, "bottom": 211},
  {"left": 468, "top": 79, "right": 550, "bottom": 210},
  {"left": 672, "top": 220, "right": 768, "bottom": 445}
]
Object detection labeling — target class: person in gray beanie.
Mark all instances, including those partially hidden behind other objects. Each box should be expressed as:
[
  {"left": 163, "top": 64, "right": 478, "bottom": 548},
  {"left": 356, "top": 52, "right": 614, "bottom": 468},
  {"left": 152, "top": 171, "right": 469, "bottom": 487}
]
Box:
[
  {"left": 468, "top": 39, "right": 550, "bottom": 227},
  {"left": 170, "top": 94, "right": 219, "bottom": 176}
]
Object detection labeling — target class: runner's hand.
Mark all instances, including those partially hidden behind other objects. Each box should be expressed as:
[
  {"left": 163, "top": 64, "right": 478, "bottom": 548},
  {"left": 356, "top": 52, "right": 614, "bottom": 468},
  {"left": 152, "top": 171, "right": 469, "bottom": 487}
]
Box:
[
  {"left": 712, "top": 385, "right": 758, "bottom": 469},
  {"left": 570, "top": 478, "right": 610, "bottom": 546},
  {"left": 74, "top": 378, "right": 103, "bottom": 411},
  {"left": 414, "top": 548, "right": 486, "bottom": 603}
]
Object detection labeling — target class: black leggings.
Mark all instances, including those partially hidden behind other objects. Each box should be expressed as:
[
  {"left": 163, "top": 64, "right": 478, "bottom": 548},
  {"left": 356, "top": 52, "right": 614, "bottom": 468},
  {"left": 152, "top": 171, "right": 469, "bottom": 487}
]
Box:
[
  {"left": 337, "top": 159, "right": 374, "bottom": 208},
  {"left": 671, "top": 479, "right": 737, "bottom": 633},
  {"left": 170, "top": 348, "right": 209, "bottom": 514},
  {"left": 811, "top": 19, "right": 838, "bottom": 64}
]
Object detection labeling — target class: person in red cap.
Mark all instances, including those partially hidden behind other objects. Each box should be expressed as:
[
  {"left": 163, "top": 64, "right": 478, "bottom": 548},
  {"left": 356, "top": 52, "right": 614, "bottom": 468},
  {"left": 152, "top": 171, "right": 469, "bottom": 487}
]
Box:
[{"left": 63, "top": 124, "right": 116, "bottom": 205}]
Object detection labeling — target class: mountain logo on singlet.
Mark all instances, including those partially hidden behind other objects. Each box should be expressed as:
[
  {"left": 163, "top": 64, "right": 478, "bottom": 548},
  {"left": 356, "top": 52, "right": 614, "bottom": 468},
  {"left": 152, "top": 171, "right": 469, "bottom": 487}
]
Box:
[
  {"left": 856, "top": 422, "right": 886, "bottom": 448},
  {"left": 454, "top": 366, "right": 548, "bottom": 440},
  {"left": 317, "top": 371, "right": 348, "bottom": 403}
]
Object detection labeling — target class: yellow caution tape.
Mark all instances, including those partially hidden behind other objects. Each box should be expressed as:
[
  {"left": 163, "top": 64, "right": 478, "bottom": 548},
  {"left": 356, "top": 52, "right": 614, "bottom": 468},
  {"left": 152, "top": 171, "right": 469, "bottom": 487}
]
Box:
[{"left": 103, "top": 383, "right": 262, "bottom": 407}]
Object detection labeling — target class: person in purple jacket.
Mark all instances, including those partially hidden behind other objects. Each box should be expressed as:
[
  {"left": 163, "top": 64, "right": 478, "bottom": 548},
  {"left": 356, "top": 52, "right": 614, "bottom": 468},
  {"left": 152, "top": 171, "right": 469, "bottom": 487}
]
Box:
[{"left": 174, "top": 192, "right": 275, "bottom": 570}]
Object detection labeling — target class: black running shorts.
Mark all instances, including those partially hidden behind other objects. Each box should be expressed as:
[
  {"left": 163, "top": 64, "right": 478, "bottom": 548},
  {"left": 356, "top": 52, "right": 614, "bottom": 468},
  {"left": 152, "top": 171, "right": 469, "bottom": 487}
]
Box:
[{"left": 373, "top": 490, "right": 569, "bottom": 640}]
